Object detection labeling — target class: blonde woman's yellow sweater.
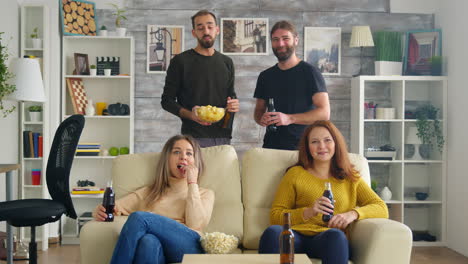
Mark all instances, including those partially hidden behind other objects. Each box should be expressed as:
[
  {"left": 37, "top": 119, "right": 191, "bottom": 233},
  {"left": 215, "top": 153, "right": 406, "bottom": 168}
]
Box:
[{"left": 271, "top": 166, "right": 388, "bottom": 236}]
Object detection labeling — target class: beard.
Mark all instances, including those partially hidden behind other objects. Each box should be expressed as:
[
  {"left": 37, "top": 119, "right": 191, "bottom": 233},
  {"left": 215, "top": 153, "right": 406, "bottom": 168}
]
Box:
[
  {"left": 273, "top": 45, "right": 294, "bottom": 62},
  {"left": 198, "top": 35, "right": 215, "bottom": 49}
]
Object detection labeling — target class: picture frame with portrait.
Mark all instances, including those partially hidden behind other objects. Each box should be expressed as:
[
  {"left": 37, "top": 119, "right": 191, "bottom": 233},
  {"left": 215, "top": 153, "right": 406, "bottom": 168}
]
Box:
[
  {"left": 304, "top": 27, "right": 341, "bottom": 75},
  {"left": 221, "top": 18, "right": 269, "bottom": 55},
  {"left": 74, "top": 53, "right": 90, "bottom": 75}
]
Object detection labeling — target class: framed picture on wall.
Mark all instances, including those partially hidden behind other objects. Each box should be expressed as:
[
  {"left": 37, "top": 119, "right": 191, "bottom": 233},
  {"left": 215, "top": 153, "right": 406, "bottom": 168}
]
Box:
[
  {"left": 60, "top": 0, "right": 97, "bottom": 36},
  {"left": 304, "top": 27, "right": 341, "bottom": 75},
  {"left": 221, "top": 18, "right": 268, "bottom": 55},
  {"left": 403, "top": 29, "right": 442, "bottom": 76},
  {"left": 147, "top": 25, "right": 184, "bottom": 73}
]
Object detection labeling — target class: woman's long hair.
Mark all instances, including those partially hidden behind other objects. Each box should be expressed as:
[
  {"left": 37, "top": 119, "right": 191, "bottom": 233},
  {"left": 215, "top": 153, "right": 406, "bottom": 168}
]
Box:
[
  {"left": 296, "top": 120, "right": 358, "bottom": 181},
  {"left": 146, "top": 135, "right": 204, "bottom": 206}
]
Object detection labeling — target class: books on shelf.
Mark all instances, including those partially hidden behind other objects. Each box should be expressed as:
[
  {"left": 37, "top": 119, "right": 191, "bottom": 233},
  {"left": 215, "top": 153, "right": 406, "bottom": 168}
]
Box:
[
  {"left": 23, "top": 131, "right": 43, "bottom": 158},
  {"left": 71, "top": 186, "right": 104, "bottom": 195},
  {"left": 76, "top": 142, "right": 101, "bottom": 156}
]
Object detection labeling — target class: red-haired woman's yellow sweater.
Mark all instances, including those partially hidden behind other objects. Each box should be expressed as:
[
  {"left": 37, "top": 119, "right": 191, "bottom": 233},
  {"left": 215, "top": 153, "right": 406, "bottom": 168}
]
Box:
[{"left": 270, "top": 166, "right": 388, "bottom": 236}]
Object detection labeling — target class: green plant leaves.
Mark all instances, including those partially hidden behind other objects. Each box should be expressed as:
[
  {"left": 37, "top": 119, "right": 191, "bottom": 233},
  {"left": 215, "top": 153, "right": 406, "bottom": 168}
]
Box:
[{"left": 0, "top": 32, "right": 17, "bottom": 117}]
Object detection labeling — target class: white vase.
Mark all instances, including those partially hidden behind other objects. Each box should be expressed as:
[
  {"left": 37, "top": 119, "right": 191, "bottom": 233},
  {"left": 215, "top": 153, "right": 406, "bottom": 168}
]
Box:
[
  {"left": 116, "top": 28, "right": 126, "bottom": 37},
  {"left": 98, "top": 30, "right": 108, "bottom": 37},
  {"left": 31, "top": 38, "right": 42, "bottom": 49},
  {"left": 375, "top": 61, "right": 402, "bottom": 76},
  {"left": 29, "top": 112, "right": 41, "bottom": 122},
  {"left": 86, "top": 99, "right": 95, "bottom": 116},
  {"left": 380, "top": 186, "right": 393, "bottom": 201},
  {"left": 90, "top": 69, "right": 97, "bottom": 76},
  {"left": 104, "top": 69, "right": 112, "bottom": 76}
]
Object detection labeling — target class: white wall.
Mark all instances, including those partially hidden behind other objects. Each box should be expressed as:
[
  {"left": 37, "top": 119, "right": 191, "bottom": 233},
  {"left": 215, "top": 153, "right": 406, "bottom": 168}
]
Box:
[
  {"left": 0, "top": 0, "right": 19, "bottom": 233},
  {"left": 391, "top": 0, "right": 439, "bottom": 14},
  {"left": 435, "top": 0, "right": 468, "bottom": 257}
]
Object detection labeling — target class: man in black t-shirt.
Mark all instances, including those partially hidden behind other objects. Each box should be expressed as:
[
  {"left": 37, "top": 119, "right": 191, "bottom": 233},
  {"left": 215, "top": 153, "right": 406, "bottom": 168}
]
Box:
[
  {"left": 161, "top": 10, "right": 240, "bottom": 147},
  {"left": 254, "top": 21, "right": 330, "bottom": 150}
]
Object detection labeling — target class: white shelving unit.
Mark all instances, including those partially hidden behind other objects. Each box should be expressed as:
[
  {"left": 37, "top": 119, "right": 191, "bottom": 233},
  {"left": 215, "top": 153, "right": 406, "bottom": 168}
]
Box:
[
  {"left": 18, "top": 4, "right": 50, "bottom": 250},
  {"left": 61, "top": 36, "right": 134, "bottom": 244},
  {"left": 351, "top": 76, "right": 447, "bottom": 246}
]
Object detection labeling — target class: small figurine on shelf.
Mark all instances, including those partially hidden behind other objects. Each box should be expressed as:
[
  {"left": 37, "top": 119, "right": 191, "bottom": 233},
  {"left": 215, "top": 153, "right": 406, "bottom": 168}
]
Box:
[{"left": 86, "top": 99, "right": 95, "bottom": 116}]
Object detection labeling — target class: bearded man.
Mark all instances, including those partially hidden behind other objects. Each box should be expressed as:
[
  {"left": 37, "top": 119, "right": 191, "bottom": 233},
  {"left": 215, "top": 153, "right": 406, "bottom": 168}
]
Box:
[
  {"left": 161, "top": 10, "right": 239, "bottom": 147},
  {"left": 253, "top": 20, "right": 330, "bottom": 150}
]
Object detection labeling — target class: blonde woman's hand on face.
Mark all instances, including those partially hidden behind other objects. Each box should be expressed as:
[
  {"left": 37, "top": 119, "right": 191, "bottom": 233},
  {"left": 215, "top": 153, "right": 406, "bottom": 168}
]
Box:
[
  {"left": 303, "top": 196, "right": 334, "bottom": 220},
  {"left": 184, "top": 164, "right": 199, "bottom": 184},
  {"left": 328, "top": 210, "right": 358, "bottom": 230}
]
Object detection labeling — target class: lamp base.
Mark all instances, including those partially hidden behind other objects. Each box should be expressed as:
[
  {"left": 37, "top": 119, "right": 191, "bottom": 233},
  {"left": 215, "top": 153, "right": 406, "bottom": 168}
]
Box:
[{"left": 410, "top": 144, "right": 423, "bottom": 160}]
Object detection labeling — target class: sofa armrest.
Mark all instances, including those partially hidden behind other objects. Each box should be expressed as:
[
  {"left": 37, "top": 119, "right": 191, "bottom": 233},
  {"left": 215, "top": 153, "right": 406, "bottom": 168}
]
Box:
[
  {"left": 79, "top": 216, "right": 128, "bottom": 264},
  {"left": 348, "top": 218, "right": 412, "bottom": 264}
]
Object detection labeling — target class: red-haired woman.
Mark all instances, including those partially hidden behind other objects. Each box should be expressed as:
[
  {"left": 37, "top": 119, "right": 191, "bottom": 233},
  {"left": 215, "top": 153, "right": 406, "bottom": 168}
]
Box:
[{"left": 258, "top": 120, "right": 388, "bottom": 264}]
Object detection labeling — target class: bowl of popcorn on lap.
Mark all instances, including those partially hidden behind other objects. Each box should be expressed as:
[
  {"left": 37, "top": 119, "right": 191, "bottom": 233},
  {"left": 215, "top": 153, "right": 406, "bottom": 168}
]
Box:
[{"left": 196, "top": 105, "right": 225, "bottom": 123}]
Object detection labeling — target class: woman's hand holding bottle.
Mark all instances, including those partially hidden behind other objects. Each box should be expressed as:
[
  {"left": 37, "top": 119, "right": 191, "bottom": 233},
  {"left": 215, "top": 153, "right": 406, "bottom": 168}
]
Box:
[
  {"left": 92, "top": 203, "right": 121, "bottom": 221},
  {"left": 303, "top": 196, "right": 334, "bottom": 220}
]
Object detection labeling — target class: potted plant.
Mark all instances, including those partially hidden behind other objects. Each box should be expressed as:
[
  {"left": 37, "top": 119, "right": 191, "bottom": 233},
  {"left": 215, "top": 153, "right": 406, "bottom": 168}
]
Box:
[
  {"left": 30, "top": 27, "right": 42, "bottom": 49},
  {"left": 108, "top": 3, "right": 127, "bottom": 37},
  {"left": 90, "top": 64, "right": 97, "bottom": 76},
  {"left": 103, "top": 63, "right": 112, "bottom": 76},
  {"left": 373, "top": 31, "right": 402, "bottom": 75},
  {"left": 99, "top": 25, "right": 108, "bottom": 37},
  {"left": 28, "top": 105, "right": 42, "bottom": 122},
  {"left": 415, "top": 104, "right": 444, "bottom": 154},
  {"left": 0, "top": 32, "right": 16, "bottom": 117}
]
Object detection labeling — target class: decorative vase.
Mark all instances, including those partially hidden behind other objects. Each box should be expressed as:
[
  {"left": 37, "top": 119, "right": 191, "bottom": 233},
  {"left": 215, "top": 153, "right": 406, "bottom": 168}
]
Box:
[
  {"left": 90, "top": 69, "right": 97, "bottom": 76},
  {"left": 375, "top": 61, "right": 402, "bottom": 76},
  {"left": 380, "top": 186, "right": 392, "bottom": 201},
  {"left": 104, "top": 69, "right": 112, "bottom": 76},
  {"left": 86, "top": 99, "right": 95, "bottom": 116},
  {"left": 29, "top": 112, "right": 41, "bottom": 122},
  {"left": 116, "top": 28, "right": 126, "bottom": 37},
  {"left": 31, "top": 38, "right": 42, "bottom": 49}
]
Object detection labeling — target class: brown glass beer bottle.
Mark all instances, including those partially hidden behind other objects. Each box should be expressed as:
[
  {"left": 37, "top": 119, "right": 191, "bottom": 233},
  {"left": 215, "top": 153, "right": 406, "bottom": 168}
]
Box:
[{"left": 279, "top": 212, "right": 294, "bottom": 264}]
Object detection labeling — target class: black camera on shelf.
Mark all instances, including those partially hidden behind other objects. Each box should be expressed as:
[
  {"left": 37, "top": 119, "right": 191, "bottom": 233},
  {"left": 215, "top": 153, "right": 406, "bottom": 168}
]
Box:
[{"left": 77, "top": 180, "right": 96, "bottom": 187}]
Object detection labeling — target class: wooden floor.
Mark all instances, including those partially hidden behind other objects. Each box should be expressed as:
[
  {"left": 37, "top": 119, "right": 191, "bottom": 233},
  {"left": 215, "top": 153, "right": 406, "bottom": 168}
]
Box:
[{"left": 1, "top": 245, "right": 467, "bottom": 264}]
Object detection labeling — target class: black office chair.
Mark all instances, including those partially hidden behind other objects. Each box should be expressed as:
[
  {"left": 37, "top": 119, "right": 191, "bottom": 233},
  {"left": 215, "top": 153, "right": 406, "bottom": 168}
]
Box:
[{"left": 0, "top": 115, "right": 84, "bottom": 264}]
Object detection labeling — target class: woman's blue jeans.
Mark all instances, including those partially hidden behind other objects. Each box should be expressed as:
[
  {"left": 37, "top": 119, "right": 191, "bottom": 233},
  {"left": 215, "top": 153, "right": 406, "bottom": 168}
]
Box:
[
  {"left": 110, "top": 211, "right": 204, "bottom": 264},
  {"left": 258, "top": 225, "right": 349, "bottom": 264}
]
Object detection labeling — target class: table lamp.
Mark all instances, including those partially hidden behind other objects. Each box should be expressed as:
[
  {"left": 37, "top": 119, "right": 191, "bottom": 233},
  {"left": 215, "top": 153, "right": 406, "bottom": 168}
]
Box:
[
  {"left": 406, "top": 126, "right": 423, "bottom": 160},
  {"left": 9, "top": 58, "right": 46, "bottom": 102},
  {"left": 350, "top": 26, "right": 374, "bottom": 77}
]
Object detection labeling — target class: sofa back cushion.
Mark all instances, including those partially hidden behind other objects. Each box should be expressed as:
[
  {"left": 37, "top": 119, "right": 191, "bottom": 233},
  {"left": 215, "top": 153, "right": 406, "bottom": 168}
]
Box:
[
  {"left": 241, "top": 148, "right": 369, "bottom": 249},
  {"left": 111, "top": 145, "right": 244, "bottom": 240}
]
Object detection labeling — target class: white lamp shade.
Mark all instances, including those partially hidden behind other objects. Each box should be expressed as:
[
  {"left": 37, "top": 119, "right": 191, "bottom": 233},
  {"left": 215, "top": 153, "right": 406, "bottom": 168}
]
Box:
[
  {"left": 9, "top": 58, "right": 46, "bottom": 102},
  {"left": 350, "top": 26, "right": 375, "bottom": 48},
  {"left": 406, "top": 126, "right": 422, "bottom": 144}
]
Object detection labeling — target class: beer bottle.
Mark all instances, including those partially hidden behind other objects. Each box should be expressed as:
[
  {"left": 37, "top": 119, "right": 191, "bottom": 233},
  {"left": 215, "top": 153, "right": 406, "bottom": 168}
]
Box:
[
  {"left": 322, "top": 182, "right": 334, "bottom": 222},
  {"left": 279, "top": 212, "right": 294, "bottom": 264},
  {"left": 102, "top": 180, "right": 115, "bottom": 222},
  {"left": 267, "top": 98, "right": 277, "bottom": 132}
]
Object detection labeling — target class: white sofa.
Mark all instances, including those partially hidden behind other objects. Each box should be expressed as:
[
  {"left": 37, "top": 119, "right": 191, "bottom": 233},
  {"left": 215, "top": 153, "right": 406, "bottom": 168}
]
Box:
[{"left": 80, "top": 145, "right": 412, "bottom": 264}]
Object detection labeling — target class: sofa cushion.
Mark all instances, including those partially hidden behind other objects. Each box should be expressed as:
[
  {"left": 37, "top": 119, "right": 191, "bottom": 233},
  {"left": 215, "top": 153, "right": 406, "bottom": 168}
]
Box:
[
  {"left": 111, "top": 145, "right": 244, "bottom": 240},
  {"left": 241, "top": 148, "right": 370, "bottom": 249}
]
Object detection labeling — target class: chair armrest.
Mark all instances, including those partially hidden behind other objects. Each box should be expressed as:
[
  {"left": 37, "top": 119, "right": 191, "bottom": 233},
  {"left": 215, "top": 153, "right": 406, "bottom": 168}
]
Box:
[
  {"left": 79, "top": 216, "right": 128, "bottom": 264},
  {"left": 348, "top": 218, "right": 412, "bottom": 264}
]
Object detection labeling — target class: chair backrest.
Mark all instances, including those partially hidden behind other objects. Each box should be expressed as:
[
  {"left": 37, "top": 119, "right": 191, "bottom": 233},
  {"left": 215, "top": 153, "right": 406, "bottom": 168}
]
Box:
[{"left": 46, "top": 115, "right": 85, "bottom": 219}]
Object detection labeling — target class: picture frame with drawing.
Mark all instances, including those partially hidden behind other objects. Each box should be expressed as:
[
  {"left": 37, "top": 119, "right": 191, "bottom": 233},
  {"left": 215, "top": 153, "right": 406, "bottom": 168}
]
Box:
[
  {"left": 304, "top": 27, "right": 341, "bottom": 75},
  {"left": 221, "top": 18, "right": 268, "bottom": 55},
  {"left": 403, "top": 29, "right": 442, "bottom": 76},
  {"left": 147, "top": 25, "right": 184, "bottom": 73},
  {"left": 74, "top": 53, "right": 90, "bottom": 75}
]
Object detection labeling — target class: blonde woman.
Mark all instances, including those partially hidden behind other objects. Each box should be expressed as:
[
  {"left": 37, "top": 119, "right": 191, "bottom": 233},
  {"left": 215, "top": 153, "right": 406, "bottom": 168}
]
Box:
[{"left": 92, "top": 135, "right": 214, "bottom": 264}]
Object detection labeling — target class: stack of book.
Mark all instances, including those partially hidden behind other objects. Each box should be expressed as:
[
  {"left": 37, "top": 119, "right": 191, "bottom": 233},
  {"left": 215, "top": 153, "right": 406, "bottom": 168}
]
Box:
[
  {"left": 76, "top": 142, "right": 101, "bottom": 156},
  {"left": 71, "top": 186, "right": 104, "bottom": 195},
  {"left": 23, "top": 131, "right": 43, "bottom": 158}
]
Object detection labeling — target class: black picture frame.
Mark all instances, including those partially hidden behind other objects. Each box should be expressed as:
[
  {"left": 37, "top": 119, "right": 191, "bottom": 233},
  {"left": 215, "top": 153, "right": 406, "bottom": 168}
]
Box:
[{"left": 74, "top": 53, "right": 90, "bottom": 75}]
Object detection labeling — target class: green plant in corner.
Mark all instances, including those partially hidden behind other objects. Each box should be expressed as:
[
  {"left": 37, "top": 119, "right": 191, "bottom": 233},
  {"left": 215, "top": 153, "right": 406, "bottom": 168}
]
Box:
[
  {"left": 374, "top": 31, "right": 402, "bottom": 62},
  {"left": 30, "top": 27, "right": 39, "bottom": 39},
  {"left": 108, "top": 3, "right": 127, "bottom": 28},
  {"left": 0, "top": 32, "right": 16, "bottom": 117},
  {"left": 415, "top": 104, "right": 444, "bottom": 153},
  {"left": 28, "top": 105, "right": 42, "bottom": 112}
]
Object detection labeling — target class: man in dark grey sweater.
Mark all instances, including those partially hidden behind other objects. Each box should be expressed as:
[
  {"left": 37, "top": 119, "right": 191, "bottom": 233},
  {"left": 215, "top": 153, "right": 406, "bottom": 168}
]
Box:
[{"left": 161, "top": 10, "right": 239, "bottom": 147}]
